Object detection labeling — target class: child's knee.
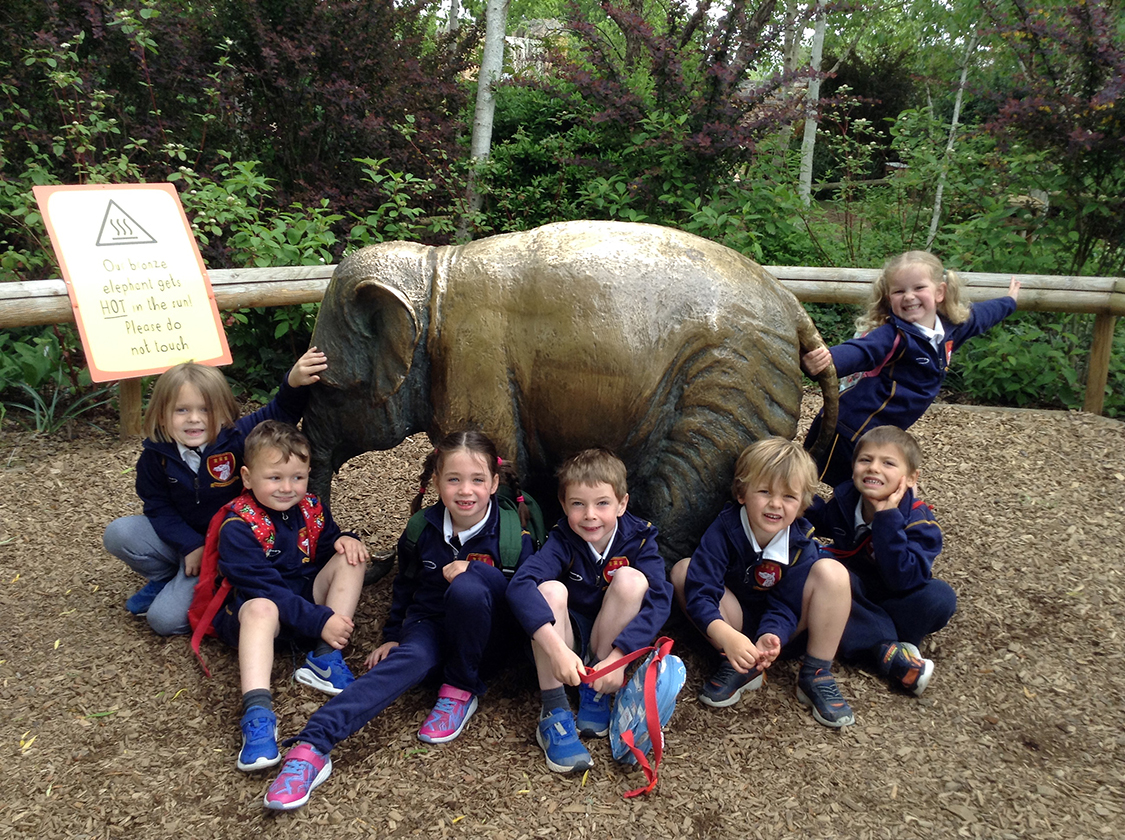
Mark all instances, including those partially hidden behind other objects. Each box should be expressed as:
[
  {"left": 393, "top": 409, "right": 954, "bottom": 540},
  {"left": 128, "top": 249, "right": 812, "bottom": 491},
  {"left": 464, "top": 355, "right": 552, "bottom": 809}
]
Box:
[
  {"left": 239, "top": 597, "right": 280, "bottom": 627},
  {"left": 809, "top": 556, "right": 850, "bottom": 591},
  {"left": 607, "top": 565, "right": 648, "bottom": 603},
  {"left": 669, "top": 557, "right": 691, "bottom": 598},
  {"left": 538, "top": 579, "right": 569, "bottom": 611}
]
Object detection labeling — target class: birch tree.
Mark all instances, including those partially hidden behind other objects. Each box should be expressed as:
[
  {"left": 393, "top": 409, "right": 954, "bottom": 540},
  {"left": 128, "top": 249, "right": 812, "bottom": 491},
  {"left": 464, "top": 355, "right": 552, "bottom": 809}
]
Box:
[
  {"left": 461, "top": 0, "right": 511, "bottom": 235},
  {"left": 797, "top": 0, "right": 827, "bottom": 205}
]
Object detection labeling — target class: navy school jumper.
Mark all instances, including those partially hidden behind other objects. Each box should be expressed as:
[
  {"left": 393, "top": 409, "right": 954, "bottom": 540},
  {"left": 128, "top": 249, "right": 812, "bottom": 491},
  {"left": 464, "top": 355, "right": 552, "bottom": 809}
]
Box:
[
  {"left": 505, "top": 511, "right": 673, "bottom": 658},
  {"left": 210, "top": 496, "right": 348, "bottom": 646},
  {"left": 292, "top": 498, "right": 532, "bottom": 755},
  {"left": 134, "top": 374, "right": 308, "bottom": 557},
  {"left": 805, "top": 481, "right": 955, "bottom": 659},
  {"left": 682, "top": 503, "right": 820, "bottom": 649},
  {"left": 805, "top": 295, "right": 1017, "bottom": 486}
]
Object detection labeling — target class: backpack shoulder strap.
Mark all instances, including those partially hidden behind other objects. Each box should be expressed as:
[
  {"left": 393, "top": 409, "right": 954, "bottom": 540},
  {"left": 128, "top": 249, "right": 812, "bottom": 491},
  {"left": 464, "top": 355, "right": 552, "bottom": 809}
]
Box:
[
  {"left": 496, "top": 503, "right": 525, "bottom": 572},
  {"left": 399, "top": 509, "right": 429, "bottom": 581}
]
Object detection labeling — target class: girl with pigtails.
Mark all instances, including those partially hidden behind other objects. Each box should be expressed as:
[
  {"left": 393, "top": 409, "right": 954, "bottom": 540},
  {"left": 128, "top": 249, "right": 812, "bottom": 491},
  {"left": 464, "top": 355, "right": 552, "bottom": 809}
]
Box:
[{"left": 262, "top": 431, "right": 535, "bottom": 811}]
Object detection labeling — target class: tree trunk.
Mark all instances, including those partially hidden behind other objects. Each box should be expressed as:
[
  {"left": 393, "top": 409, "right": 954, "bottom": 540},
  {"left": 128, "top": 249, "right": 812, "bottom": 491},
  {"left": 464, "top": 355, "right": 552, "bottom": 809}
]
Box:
[
  {"left": 797, "top": 0, "right": 827, "bottom": 206},
  {"left": 459, "top": 0, "right": 510, "bottom": 239},
  {"left": 926, "top": 27, "right": 980, "bottom": 249},
  {"left": 447, "top": 0, "right": 461, "bottom": 33}
]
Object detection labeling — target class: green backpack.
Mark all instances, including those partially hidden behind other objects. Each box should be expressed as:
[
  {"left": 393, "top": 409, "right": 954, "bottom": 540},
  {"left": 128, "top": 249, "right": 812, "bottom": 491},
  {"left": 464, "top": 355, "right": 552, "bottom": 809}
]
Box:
[{"left": 398, "top": 485, "right": 548, "bottom": 580}]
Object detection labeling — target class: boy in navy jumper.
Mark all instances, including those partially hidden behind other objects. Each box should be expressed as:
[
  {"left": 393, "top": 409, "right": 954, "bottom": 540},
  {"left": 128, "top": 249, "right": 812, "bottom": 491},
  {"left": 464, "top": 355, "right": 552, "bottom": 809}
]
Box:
[
  {"left": 671, "top": 438, "right": 855, "bottom": 728},
  {"left": 507, "top": 448, "right": 673, "bottom": 773},
  {"left": 210, "top": 421, "right": 367, "bottom": 773},
  {"left": 805, "top": 425, "right": 952, "bottom": 696}
]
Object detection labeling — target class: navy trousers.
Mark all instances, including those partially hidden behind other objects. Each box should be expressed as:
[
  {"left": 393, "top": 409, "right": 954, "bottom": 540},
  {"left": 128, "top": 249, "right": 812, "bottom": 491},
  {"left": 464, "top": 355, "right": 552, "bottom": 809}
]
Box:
[
  {"left": 838, "top": 574, "right": 957, "bottom": 663},
  {"left": 295, "top": 562, "right": 512, "bottom": 755}
]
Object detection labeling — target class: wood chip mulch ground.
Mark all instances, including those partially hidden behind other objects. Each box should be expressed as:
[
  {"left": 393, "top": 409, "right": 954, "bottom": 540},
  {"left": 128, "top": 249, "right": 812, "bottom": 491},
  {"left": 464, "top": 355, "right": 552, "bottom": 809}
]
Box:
[{"left": 1, "top": 398, "right": 1123, "bottom": 839}]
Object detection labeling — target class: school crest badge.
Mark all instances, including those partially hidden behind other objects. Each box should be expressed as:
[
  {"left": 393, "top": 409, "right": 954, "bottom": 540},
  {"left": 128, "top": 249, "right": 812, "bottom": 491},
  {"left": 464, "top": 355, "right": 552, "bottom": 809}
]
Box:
[
  {"left": 603, "top": 556, "right": 630, "bottom": 584},
  {"left": 207, "top": 452, "right": 236, "bottom": 484},
  {"left": 467, "top": 553, "right": 495, "bottom": 567},
  {"left": 754, "top": 561, "right": 782, "bottom": 590}
]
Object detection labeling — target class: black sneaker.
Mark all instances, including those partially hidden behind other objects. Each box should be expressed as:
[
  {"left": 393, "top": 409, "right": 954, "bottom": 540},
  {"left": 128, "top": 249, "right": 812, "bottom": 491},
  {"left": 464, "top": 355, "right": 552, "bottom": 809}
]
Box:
[
  {"left": 698, "top": 660, "right": 763, "bottom": 708},
  {"left": 881, "top": 642, "right": 934, "bottom": 697},
  {"left": 796, "top": 668, "right": 855, "bottom": 728}
]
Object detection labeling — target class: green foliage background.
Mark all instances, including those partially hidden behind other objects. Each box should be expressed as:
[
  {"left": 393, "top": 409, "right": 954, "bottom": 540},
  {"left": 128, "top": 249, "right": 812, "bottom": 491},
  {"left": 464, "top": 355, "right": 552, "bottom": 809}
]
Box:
[{"left": 1, "top": 0, "right": 1123, "bottom": 424}]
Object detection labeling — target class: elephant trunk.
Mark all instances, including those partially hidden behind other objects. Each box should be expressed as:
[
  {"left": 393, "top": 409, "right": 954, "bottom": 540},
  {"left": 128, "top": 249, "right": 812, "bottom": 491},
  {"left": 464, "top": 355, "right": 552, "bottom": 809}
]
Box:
[{"left": 796, "top": 308, "right": 839, "bottom": 461}]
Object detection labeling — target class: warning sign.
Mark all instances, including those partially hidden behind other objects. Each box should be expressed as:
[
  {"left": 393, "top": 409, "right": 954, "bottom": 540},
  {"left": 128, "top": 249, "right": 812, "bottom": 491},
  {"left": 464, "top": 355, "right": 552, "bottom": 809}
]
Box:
[{"left": 33, "top": 183, "right": 231, "bottom": 382}]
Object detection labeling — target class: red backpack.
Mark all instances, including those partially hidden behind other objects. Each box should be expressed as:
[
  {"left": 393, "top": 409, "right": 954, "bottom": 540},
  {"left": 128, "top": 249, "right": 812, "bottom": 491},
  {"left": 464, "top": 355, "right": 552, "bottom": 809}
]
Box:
[{"left": 188, "top": 492, "right": 325, "bottom": 675}]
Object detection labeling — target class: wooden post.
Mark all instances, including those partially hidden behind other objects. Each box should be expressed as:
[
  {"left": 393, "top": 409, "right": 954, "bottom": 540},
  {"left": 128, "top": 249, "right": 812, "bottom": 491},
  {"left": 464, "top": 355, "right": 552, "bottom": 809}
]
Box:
[
  {"left": 119, "top": 378, "right": 143, "bottom": 439},
  {"left": 1083, "top": 313, "right": 1117, "bottom": 415}
]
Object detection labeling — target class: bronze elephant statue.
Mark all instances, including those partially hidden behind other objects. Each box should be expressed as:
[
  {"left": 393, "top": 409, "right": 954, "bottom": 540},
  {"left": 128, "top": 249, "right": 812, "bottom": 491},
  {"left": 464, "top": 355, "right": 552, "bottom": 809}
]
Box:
[{"left": 305, "top": 220, "right": 838, "bottom": 566}]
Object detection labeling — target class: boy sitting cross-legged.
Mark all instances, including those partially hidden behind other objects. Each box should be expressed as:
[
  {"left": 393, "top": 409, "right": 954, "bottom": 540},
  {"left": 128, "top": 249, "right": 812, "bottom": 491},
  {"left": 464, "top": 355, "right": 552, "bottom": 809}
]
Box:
[
  {"left": 670, "top": 437, "right": 855, "bottom": 727},
  {"left": 208, "top": 420, "right": 368, "bottom": 773},
  {"left": 805, "top": 425, "right": 953, "bottom": 697},
  {"left": 506, "top": 448, "right": 673, "bottom": 773}
]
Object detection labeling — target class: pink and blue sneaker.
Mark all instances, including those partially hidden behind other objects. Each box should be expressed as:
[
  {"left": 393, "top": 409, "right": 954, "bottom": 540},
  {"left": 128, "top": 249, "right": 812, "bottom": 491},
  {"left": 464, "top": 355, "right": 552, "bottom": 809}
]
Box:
[
  {"left": 417, "top": 684, "right": 478, "bottom": 744},
  {"left": 263, "top": 743, "right": 332, "bottom": 811}
]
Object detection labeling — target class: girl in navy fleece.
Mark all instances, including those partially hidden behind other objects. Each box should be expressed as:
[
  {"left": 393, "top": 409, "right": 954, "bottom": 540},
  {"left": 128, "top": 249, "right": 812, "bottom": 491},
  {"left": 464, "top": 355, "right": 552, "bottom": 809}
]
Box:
[
  {"left": 803, "top": 251, "right": 1021, "bottom": 487},
  {"left": 262, "top": 431, "right": 533, "bottom": 811},
  {"left": 102, "top": 350, "right": 326, "bottom": 635}
]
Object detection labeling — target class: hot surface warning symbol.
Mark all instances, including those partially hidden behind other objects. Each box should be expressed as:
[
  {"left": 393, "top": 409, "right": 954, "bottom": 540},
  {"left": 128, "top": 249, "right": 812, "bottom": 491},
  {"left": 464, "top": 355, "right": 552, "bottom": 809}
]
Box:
[{"left": 96, "top": 199, "right": 157, "bottom": 246}]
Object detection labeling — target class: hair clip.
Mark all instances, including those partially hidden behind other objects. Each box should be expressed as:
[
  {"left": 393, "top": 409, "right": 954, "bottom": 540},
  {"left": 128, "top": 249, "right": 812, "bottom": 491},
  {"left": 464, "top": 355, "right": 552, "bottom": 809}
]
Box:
[
  {"left": 418, "top": 486, "right": 427, "bottom": 494},
  {"left": 516, "top": 495, "right": 525, "bottom": 503}
]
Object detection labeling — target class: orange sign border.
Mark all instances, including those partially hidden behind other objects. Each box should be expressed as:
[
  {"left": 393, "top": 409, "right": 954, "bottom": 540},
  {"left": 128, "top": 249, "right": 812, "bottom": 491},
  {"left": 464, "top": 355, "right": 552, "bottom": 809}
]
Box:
[{"left": 33, "top": 182, "right": 231, "bottom": 381}]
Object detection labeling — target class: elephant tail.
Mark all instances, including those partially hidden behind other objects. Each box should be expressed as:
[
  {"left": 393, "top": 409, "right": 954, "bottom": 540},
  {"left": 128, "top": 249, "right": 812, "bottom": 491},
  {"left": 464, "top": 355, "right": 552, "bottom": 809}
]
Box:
[{"left": 796, "top": 305, "right": 839, "bottom": 462}]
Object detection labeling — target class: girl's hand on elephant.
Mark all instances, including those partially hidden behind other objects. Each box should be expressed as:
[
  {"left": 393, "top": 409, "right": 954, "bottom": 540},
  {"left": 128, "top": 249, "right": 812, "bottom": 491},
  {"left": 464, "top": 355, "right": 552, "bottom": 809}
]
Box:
[
  {"left": 754, "top": 633, "right": 782, "bottom": 669},
  {"left": 801, "top": 347, "right": 833, "bottom": 377},
  {"left": 366, "top": 641, "right": 398, "bottom": 668},
  {"left": 289, "top": 346, "right": 329, "bottom": 387},
  {"left": 335, "top": 535, "right": 368, "bottom": 567},
  {"left": 321, "top": 613, "right": 354, "bottom": 650},
  {"left": 1007, "top": 276, "right": 1022, "bottom": 301},
  {"left": 443, "top": 559, "right": 470, "bottom": 583}
]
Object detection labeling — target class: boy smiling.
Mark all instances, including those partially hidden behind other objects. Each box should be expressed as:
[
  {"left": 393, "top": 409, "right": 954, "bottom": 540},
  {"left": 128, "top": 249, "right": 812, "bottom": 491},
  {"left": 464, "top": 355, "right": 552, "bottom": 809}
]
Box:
[
  {"left": 506, "top": 449, "right": 672, "bottom": 773},
  {"left": 806, "top": 426, "right": 953, "bottom": 697}
]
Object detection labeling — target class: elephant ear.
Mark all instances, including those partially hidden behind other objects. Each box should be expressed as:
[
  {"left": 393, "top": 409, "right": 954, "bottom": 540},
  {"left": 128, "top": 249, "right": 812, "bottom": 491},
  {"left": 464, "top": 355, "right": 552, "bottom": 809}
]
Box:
[{"left": 353, "top": 280, "right": 420, "bottom": 398}]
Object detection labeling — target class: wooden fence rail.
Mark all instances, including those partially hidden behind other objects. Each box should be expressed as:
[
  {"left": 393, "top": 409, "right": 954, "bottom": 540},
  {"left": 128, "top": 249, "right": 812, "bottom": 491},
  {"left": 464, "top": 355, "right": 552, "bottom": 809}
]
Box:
[{"left": 2, "top": 264, "right": 1121, "bottom": 430}]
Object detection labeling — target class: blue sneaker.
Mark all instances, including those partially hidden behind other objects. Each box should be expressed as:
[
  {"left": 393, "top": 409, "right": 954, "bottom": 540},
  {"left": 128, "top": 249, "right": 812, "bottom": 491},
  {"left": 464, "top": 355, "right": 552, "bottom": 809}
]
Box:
[
  {"left": 576, "top": 683, "right": 611, "bottom": 738},
  {"left": 294, "top": 650, "right": 355, "bottom": 696},
  {"left": 125, "top": 579, "right": 169, "bottom": 615},
  {"left": 796, "top": 668, "right": 855, "bottom": 728},
  {"left": 536, "top": 708, "right": 593, "bottom": 774},
  {"left": 237, "top": 708, "right": 280, "bottom": 772},
  {"left": 698, "top": 660, "right": 763, "bottom": 708}
]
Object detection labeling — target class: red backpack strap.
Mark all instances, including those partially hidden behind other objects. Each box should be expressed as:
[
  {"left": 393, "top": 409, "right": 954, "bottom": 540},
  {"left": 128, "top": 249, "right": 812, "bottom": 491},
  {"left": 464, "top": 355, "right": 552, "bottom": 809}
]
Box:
[
  {"left": 619, "top": 636, "right": 675, "bottom": 798},
  {"left": 188, "top": 501, "right": 243, "bottom": 676},
  {"left": 297, "top": 494, "right": 326, "bottom": 559},
  {"left": 580, "top": 635, "right": 675, "bottom": 798}
]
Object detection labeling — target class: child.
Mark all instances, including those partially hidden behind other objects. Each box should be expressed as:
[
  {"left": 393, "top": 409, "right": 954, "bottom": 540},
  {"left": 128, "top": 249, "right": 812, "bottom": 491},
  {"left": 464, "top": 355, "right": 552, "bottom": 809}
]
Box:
[
  {"left": 506, "top": 448, "right": 673, "bottom": 774},
  {"left": 805, "top": 425, "right": 952, "bottom": 697},
  {"left": 209, "top": 420, "right": 367, "bottom": 774},
  {"left": 802, "top": 251, "right": 1021, "bottom": 487},
  {"left": 262, "top": 431, "right": 533, "bottom": 811},
  {"left": 102, "top": 349, "right": 326, "bottom": 635},
  {"left": 670, "top": 437, "right": 855, "bottom": 728}
]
